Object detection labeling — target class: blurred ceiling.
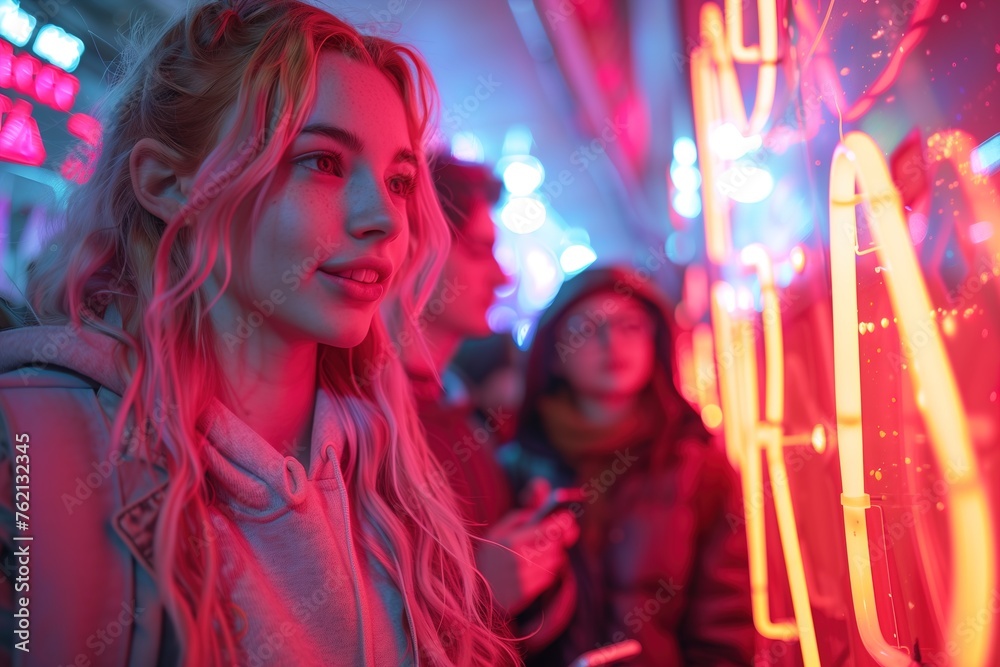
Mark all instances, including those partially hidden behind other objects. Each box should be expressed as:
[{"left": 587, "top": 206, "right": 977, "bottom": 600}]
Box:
[
  {"left": 1, "top": 0, "right": 695, "bottom": 318},
  {"left": 9, "top": 0, "right": 685, "bottom": 261}
]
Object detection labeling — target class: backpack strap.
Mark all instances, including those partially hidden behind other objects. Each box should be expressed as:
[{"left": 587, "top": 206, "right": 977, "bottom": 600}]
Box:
[{"left": 0, "top": 366, "right": 167, "bottom": 666}]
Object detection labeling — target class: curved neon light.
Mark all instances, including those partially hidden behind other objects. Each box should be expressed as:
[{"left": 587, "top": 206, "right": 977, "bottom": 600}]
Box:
[
  {"left": 829, "top": 131, "right": 995, "bottom": 667},
  {"left": 724, "top": 0, "right": 778, "bottom": 133},
  {"left": 740, "top": 247, "right": 821, "bottom": 664},
  {"left": 691, "top": 38, "right": 730, "bottom": 265},
  {"left": 713, "top": 281, "right": 803, "bottom": 641},
  {"left": 795, "top": 0, "right": 939, "bottom": 122},
  {"left": 710, "top": 283, "right": 745, "bottom": 469}
]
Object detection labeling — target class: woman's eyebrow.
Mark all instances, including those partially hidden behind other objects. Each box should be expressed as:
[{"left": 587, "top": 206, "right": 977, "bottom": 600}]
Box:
[
  {"left": 300, "top": 123, "right": 364, "bottom": 152},
  {"left": 395, "top": 148, "right": 417, "bottom": 167},
  {"left": 298, "top": 124, "right": 415, "bottom": 167}
]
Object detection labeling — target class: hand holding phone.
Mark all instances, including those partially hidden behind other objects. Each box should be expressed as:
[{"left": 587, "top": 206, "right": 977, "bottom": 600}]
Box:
[{"left": 530, "top": 486, "right": 585, "bottom": 524}]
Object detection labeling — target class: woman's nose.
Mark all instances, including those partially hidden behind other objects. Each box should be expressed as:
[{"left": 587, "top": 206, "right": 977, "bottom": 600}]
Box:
[{"left": 344, "top": 167, "right": 405, "bottom": 241}]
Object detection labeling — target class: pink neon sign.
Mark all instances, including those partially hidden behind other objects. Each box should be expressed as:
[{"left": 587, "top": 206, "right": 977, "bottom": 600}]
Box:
[
  {"left": 0, "top": 37, "right": 101, "bottom": 177},
  {"left": 0, "top": 38, "right": 78, "bottom": 112}
]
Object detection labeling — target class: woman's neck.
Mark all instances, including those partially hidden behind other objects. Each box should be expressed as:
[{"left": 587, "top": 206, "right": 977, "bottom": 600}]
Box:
[{"left": 215, "top": 328, "right": 318, "bottom": 463}]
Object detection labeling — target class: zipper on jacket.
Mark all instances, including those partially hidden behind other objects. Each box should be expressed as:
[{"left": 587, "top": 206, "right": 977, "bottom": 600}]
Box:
[{"left": 332, "top": 460, "right": 376, "bottom": 666}]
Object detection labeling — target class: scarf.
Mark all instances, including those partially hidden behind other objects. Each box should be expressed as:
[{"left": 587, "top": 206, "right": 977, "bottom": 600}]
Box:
[{"left": 536, "top": 389, "right": 663, "bottom": 465}]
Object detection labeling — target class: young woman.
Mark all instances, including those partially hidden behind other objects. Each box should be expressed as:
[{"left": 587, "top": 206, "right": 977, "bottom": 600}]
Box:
[
  {"left": 0, "top": 2, "right": 516, "bottom": 665},
  {"left": 500, "top": 267, "right": 754, "bottom": 666}
]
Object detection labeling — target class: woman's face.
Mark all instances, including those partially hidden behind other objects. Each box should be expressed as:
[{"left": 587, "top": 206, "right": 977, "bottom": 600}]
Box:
[
  {"left": 211, "top": 51, "right": 414, "bottom": 350},
  {"left": 554, "top": 291, "right": 657, "bottom": 399},
  {"left": 425, "top": 198, "right": 506, "bottom": 337}
]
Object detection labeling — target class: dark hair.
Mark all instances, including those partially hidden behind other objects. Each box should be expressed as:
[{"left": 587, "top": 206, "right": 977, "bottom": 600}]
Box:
[{"left": 428, "top": 151, "right": 503, "bottom": 232}]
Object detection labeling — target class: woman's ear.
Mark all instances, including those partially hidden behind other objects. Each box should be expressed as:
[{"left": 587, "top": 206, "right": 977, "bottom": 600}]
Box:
[{"left": 129, "top": 138, "right": 194, "bottom": 224}]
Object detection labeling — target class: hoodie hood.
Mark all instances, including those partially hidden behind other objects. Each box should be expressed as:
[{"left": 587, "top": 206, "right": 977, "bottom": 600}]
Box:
[{"left": 516, "top": 266, "right": 708, "bottom": 458}]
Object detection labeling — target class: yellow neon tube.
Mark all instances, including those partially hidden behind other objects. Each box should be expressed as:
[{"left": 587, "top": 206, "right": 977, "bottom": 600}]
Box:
[
  {"left": 742, "top": 246, "right": 821, "bottom": 666},
  {"left": 691, "top": 41, "right": 731, "bottom": 265},
  {"left": 712, "top": 281, "right": 799, "bottom": 641},
  {"left": 692, "top": 323, "right": 717, "bottom": 408},
  {"left": 710, "top": 284, "right": 744, "bottom": 469},
  {"left": 724, "top": 0, "right": 778, "bottom": 132},
  {"left": 829, "top": 131, "right": 995, "bottom": 667}
]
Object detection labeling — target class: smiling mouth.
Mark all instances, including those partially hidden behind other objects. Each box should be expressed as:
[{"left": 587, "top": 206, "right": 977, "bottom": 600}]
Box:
[{"left": 331, "top": 268, "right": 380, "bottom": 284}]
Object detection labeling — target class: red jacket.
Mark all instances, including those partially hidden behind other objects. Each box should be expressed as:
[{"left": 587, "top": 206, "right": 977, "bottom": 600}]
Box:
[
  {"left": 500, "top": 267, "right": 754, "bottom": 666},
  {"left": 499, "top": 436, "right": 754, "bottom": 666}
]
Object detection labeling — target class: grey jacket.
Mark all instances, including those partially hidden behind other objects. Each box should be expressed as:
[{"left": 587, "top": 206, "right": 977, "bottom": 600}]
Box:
[
  {"left": 0, "top": 323, "right": 417, "bottom": 666},
  {"left": 0, "top": 329, "right": 175, "bottom": 666}
]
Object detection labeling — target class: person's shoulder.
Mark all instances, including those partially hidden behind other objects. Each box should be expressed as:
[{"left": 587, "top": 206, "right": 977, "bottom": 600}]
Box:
[{"left": 0, "top": 364, "right": 101, "bottom": 391}]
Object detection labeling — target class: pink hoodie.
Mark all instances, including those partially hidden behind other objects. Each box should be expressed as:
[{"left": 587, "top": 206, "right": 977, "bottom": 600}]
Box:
[{"left": 0, "top": 323, "right": 416, "bottom": 666}]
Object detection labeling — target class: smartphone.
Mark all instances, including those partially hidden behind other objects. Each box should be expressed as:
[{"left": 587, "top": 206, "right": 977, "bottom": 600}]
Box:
[
  {"left": 568, "top": 639, "right": 642, "bottom": 667},
  {"left": 531, "top": 486, "right": 585, "bottom": 523}
]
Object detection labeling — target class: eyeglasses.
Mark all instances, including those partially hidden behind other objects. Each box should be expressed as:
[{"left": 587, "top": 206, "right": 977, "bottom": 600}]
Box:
[{"left": 560, "top": 312, "right": 655, "bottom": 344}]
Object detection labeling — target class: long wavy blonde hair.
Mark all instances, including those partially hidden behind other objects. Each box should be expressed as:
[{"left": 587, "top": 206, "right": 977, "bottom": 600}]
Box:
[{"left": 27, "top": 1, "right": 515, "bottom": 664}]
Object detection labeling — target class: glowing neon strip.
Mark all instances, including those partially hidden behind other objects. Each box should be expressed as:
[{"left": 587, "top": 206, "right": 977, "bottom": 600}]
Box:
[
  {"left": 691, "top": 323, "right": 721, "bottom": 425},
  {"left": 829, "top": 131, "right": 995, "bottom": 667},
  {"left": 713, "top": 281, "right": 801, "bottom": 640},
  {"left": 691, "top": 38, "right": 731, "bottom": 265},
  {"left": 741, "top": 246, "right": 821, "bottom": 665},
  {"left": 0, "top": 38, "right": 79, "bottom": 112},
  {"left": 724, "top": 0, "right": 777, "bottom": 132},
  {"left": 710, "top": 284, "right": 745, "bottom": 468},
  {"left": 695, "top": 3, "right": 805, "bottom": 647}
]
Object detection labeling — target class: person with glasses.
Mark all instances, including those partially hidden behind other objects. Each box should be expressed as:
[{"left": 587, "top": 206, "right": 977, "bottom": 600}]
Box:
[{"left": 500, "top": 266, "right": 754, "bottom": 666}]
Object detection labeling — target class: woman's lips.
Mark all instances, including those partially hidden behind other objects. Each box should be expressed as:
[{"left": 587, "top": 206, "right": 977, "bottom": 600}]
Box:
[{"left": 318, "top": 271, "right": 385, "bottom": 301}]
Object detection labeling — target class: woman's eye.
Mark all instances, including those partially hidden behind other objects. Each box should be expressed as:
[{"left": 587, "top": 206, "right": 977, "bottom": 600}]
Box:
[
  {"left": 297, "top": 152, "right": 343, "bottom": 176},
  {"left": 388, "top": 173, "right": 417, "bottom": 198}
]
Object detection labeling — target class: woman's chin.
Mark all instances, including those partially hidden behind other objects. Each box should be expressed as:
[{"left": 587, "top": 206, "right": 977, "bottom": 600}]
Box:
[{"left": 313, "top": 322, "right": 373, "bottom": 349}]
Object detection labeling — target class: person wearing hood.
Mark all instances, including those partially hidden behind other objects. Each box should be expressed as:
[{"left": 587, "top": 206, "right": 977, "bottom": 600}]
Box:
[
  {"left": 0, "top": 2, "right": 517, "bottom": 665},
  {"left": 499, "top": 266, "right": 755, "bottom": 666}
]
